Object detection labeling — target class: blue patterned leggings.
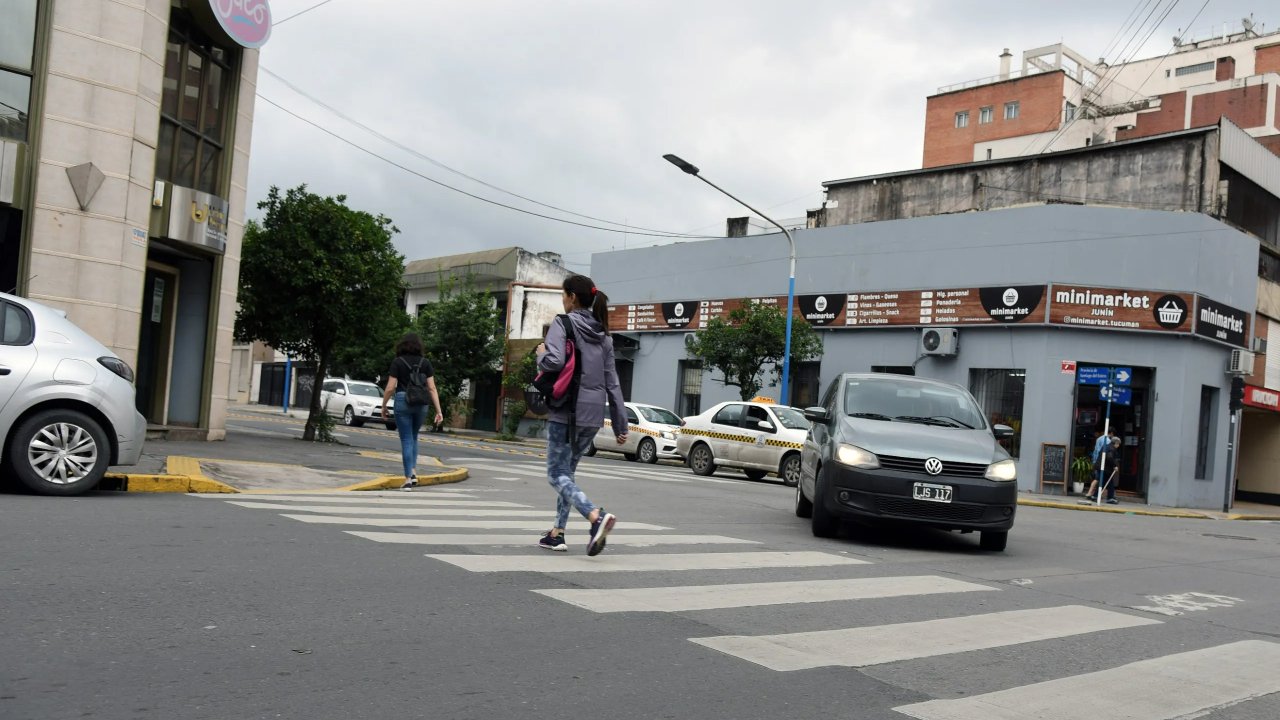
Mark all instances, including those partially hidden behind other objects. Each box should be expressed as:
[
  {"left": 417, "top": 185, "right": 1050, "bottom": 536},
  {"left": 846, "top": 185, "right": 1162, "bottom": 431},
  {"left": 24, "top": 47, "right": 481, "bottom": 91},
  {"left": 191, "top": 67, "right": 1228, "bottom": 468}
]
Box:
[{"left": 546, "top": 421, "right": 600, "bottom": 529}]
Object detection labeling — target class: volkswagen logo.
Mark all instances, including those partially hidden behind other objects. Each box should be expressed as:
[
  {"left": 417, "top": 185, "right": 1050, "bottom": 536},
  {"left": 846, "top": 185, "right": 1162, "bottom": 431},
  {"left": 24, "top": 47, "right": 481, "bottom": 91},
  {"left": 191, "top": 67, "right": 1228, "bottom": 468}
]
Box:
[{"left": 924, "top": 457, "right": 944, "bottom": 475}]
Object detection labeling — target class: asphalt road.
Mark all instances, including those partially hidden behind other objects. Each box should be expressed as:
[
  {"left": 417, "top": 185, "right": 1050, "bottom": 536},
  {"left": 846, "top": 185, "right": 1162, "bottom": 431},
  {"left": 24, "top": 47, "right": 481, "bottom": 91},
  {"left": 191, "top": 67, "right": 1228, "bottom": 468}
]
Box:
[{"left": 6, "top": 415, "right": 1280, "bottom": 719}]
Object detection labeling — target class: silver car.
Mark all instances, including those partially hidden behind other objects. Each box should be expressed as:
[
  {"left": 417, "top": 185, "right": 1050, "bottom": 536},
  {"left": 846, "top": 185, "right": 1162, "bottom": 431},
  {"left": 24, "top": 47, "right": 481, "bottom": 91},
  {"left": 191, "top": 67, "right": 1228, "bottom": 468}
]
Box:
[
  {"left": 0, "top": 292, "right": 147, "bottom": 495},
  {"left": 320, "top": 378, "right": 395, "bottom": 430}
]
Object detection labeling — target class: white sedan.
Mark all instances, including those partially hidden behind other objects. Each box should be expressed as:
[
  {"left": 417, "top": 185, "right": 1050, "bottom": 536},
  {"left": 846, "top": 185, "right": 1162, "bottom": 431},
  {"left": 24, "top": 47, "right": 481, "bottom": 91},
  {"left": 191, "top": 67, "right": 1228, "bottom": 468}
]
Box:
[
  {"left": 320, "top": 378, "right": 395, "bottom": 429},
  {"left": 587, "top": 402, "right": 682, "bottom": 463},
  {"left": 675, "top": 399, "right": 810, "bottom": 485}
]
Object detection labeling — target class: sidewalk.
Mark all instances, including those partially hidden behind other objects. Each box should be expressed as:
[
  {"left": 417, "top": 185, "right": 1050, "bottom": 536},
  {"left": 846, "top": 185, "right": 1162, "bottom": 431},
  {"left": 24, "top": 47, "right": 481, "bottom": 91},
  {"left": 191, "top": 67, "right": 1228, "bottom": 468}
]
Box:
[
  {"left": 1018, "top": 491, "right": 1280, "bottom": 521},
  {"left": 103, "top": 411, "right": 466, "bottom": 493}
]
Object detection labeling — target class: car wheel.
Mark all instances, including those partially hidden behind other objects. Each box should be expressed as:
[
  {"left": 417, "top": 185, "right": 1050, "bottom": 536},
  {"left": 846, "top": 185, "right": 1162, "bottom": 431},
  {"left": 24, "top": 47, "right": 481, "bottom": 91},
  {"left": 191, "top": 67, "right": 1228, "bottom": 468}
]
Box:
[
  {"left": 688, "top": 443, "right": 716, "bottom": 476},
  {"left": 810, "top": 466, "right": 839, "bottom": 538},
  {"left": 584, "top": 441, "right": 597, "bottom": 457},
  {"left": 779, "top": 453, "right": 801, "bottom": 487},
  {"left": 637, "top": 438, "right": 658, "bottom": 464},
  {"left": 343, "top": 407, "right": 364, "bottom": 427},
  {"left": 980, "top": 530, "right": 1008, "bottom": 552},
  {"left": 743, "top": 469, "right": 768, "bottom": 481},
  {"left": 9, "top": 409, "right": 111, "bottom": 496},
  {"left": 795, "top": 484, "right": 813, "bottom": 518}
]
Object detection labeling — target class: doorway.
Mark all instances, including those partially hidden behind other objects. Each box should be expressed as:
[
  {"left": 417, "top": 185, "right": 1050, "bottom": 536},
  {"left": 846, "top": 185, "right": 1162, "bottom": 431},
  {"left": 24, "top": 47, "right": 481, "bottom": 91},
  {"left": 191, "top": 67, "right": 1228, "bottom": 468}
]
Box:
[
  {"left": 136, "top": 263, "right": 179, "bottom": 424},
  {"left": 1070, "top": 366, "right": 1154, "bottom": 498}
]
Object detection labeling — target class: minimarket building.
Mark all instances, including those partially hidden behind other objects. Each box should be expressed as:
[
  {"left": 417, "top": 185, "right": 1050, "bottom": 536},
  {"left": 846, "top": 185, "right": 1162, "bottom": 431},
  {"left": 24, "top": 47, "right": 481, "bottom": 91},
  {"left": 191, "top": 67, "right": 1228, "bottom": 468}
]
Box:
[{"left": 591, "top": 204, "right": 1259, "bottom": 510}]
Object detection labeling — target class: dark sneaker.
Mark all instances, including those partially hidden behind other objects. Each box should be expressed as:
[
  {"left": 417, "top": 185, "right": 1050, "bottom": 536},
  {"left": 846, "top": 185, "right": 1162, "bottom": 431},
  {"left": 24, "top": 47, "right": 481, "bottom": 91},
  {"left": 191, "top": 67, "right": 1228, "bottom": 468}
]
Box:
[
  {"left": 538, "top": 532, "right": 567, "bottom": 552},
  {"left": 587, "top": 511, "right": 616, "bottom": 557},
  {"left": 1106, "top": 498, "right": 1119, "bottom": 505},
  {"left": 400, "top": 479, "right": 417, "bottom": 491}
]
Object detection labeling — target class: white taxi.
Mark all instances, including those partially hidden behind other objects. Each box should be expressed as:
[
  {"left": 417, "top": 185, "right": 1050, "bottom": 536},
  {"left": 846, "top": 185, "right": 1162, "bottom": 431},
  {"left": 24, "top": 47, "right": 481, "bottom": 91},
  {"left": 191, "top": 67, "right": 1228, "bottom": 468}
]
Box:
[
  {"left": 586, "top": 402, "right": 682, "bottom": 463},
  {"left": 676, "top": 397, "right": 810, "bottom": 485}
]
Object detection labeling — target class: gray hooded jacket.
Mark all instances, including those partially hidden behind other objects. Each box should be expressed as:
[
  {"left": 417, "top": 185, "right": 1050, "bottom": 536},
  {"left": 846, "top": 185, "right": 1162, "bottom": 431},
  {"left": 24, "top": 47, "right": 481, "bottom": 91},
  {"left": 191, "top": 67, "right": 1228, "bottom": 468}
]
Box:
[{"left": 537, "top": 309, "right": 628, "bottom": 431}]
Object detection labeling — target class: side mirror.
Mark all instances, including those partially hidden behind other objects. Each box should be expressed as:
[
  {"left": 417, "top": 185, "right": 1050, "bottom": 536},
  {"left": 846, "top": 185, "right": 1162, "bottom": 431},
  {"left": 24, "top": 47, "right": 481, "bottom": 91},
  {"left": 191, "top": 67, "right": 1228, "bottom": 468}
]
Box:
[
  {"left": 336, "top": 388, "right": 347, "bottom": 396},
  {"left": 756, "top": 420, "right": 775, "bottom": 432},
  {"left": 993, "top": 424, "right": 1014, "bottom": 439},
  {"left": 804, "top": 407, "right": 830, "bottom": 423}
]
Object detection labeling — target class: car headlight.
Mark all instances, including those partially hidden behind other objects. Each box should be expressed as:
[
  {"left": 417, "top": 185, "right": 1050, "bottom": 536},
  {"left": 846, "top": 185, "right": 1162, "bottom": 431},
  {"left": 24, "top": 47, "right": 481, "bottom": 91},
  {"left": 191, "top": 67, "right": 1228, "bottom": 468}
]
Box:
[
  {"left": 661, "top": 430, "right": 675, "bottom": 440},
  {"left": 98, "top": 356, "right": 134, "bottom": 383},
  {"left": 836, "top": 444, "right": 880, "bottom": 469},
  {"left": 985, "top": 459, "right": 1017, "bottom": 482}
]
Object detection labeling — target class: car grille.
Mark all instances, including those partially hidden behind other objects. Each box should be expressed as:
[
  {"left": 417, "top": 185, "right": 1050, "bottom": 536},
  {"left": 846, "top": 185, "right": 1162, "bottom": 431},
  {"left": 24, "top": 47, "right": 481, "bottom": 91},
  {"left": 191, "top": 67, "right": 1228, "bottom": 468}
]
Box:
[
  {"left": 878, "top": 454, "right": 988, "bottom": 478},
  {"left": 874, "top": 497, "right": 986, "bottom": 522}
]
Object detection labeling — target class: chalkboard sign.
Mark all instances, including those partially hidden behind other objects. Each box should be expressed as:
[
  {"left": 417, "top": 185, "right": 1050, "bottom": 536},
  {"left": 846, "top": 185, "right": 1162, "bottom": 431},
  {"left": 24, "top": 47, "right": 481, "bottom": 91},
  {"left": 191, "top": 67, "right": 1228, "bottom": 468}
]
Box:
[{"left": 1039, "top": 443, "right": 1067, "bottom": 491}]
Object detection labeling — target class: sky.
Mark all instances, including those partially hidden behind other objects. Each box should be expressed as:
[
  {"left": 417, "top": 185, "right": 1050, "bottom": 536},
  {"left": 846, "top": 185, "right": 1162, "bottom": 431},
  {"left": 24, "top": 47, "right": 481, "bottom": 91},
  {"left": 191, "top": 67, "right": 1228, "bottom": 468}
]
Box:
[{"left": 246, "top": 0, "right": 1267, "bottom": 273}]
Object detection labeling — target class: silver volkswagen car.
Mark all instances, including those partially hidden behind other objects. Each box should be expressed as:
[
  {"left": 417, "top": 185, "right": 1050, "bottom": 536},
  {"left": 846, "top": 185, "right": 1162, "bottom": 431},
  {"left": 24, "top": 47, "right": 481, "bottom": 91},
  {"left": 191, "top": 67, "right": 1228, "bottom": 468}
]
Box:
[{"left": 0, "top": 292, "right": 147, "bottom": 495}]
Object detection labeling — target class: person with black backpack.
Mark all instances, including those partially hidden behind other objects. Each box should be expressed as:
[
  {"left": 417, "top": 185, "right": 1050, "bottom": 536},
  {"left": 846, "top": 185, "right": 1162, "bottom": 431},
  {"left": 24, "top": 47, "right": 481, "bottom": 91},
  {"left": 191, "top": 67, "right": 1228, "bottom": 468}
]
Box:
[
  {"left": 380, "top": 332, "right": 443, "bottom": 490},
  {"left": 534, "top": 274, "right": 627, "bottom": 556}
]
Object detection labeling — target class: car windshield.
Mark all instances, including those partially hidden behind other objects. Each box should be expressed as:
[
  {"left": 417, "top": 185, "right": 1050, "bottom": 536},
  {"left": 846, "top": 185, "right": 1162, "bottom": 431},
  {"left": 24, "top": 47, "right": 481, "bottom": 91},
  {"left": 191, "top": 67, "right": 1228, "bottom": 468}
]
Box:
[
  {"left": 348, "top": 383, "right": 382, "bottom": 398},
  {"left": 638, "top": 406, "right": 681, "bottom": 425},
  {"left": 770, "top": 406, "right": 810, "bottom": 430},
  {"left": 844, "top": 378, "right": 986, "bottom": 429}
]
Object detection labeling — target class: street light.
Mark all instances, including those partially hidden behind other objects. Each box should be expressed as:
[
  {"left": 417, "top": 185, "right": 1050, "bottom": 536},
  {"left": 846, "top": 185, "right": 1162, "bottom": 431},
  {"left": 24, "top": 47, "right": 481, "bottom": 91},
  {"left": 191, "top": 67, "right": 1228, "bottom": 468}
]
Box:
[{"left": 663, "top": 153, "right": 798, "bottom": 404}]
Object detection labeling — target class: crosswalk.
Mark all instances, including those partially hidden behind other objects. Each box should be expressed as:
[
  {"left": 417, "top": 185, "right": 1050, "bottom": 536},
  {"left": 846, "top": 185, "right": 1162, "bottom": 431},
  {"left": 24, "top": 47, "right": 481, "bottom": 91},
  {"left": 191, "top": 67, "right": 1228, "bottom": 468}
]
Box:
[
  {"left": 452, "top": 456, "right": 745, "bottom": 484},
  {"left": 202, "top": 488, "right": 1280, "bottom": 718}
]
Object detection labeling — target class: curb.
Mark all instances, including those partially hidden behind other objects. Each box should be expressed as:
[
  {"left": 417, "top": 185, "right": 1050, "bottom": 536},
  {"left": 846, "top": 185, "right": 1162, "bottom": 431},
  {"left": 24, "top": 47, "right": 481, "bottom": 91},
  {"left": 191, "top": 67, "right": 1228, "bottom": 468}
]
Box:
[
  {"left": 339, "top": 467, "right": 469, "bottom": 492},
  {"left": 1018, "top": 498, "right": 1214, "bottom": 520}
]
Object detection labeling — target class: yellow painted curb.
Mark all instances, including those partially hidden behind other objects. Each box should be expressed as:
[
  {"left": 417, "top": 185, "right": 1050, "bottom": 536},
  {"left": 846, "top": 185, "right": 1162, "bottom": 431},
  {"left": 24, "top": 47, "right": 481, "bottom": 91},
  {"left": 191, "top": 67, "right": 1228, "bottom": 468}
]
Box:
[
  {"left": 102, "top": 472, "right": 239, "bottom": 494},
  {"left": 1224, "top": 514, "right": 1280, "bottom": 521},
  {"left": 340, "top": 467, "right": 468, "bottom": 492},
  {"left": 1018, "top": 498, "right": 1209, "bottom": 519}
]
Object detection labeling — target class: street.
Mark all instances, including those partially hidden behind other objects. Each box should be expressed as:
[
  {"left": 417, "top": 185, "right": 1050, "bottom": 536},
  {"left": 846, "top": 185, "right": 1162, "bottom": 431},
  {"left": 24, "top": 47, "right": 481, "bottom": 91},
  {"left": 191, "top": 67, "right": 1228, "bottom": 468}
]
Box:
[{"left": 5, "top": 413, "right": 1280, "bottom": 719}]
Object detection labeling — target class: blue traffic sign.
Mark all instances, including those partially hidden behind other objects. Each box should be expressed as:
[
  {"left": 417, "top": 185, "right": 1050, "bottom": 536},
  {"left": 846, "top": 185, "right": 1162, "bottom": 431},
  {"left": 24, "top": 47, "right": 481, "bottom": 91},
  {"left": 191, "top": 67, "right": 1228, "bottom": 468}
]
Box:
[
  {"left": 1112, "top": 367, "right": 1133, "bottom": 386},
  {"left": 1100, "top": 386, "right": 1133, "bottom": 405},
  {"left": 1077, "top": 366, "right": 1111, "bottom": 385}
]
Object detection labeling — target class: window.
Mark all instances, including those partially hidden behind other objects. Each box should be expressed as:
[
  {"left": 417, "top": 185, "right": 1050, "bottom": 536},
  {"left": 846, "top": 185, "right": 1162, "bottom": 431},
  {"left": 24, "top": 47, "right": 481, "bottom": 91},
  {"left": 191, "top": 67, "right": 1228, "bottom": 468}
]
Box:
[
  {"left": 979, "top": 106, "right": 993, "bottom": 124},
  {"left": 845, "top": 376, "right": 988, "bottom": 429},
  {"left": 969, "top": 369, "right": 1027, "bottom": 458},
  {"left": 1064, "top": 102, "right": 1077, "bottom": 122},
  {"left": 0, "top": 0, "right": 38, "bottom": 142},
  {"left": 638, "top": 405, "right": 681, "bottom": 425},
  {"left": 745, "top": 405, "right": 772, "bottom": 431},
  {"left": 1004, "top": 101, "right": 1020, "bottom": 120},
  {"left": 986, "top": 148, "right": 993, "bottom": 161},
  {"left": 712, "top": 404, "right": 745, "bottom": 427},
  {"left": 1194, "top": 386, "right": 1218, "bottom": 479},
  {"left": 954, "top": 110, "right": 969, "bottom": 128},
  {"left": 625, "top": 407, "right": 639, "bottom": 425},
  {"left": 871, "top": 365, "right": 915, "bottom": 376},
  {"left": 1, "top": 301, "right": 33, "bottom": 345},
  {"left": 156, "top": 10, "right": 234, "bottom": 195},
  {"left": 677, "top": 359, "right": 703, "bottom": 417},
  {"left": 1175, "top": 61, "right": 1215, "bottom": 77}
]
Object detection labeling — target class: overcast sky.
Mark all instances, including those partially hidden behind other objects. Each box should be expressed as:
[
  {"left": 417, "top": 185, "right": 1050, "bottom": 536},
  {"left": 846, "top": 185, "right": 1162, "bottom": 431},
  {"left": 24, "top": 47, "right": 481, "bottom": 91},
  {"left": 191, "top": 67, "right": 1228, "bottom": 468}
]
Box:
[{"left": 247, "top": 0, "right": 1266, "bottom": 272}]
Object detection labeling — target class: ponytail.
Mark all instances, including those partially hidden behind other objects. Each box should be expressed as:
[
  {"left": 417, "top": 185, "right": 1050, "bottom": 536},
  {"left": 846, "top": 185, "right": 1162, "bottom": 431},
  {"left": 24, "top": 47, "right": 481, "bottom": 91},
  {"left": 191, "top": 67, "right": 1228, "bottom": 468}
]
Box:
[{"left": 564, "top": 274, "right": 610, "bottom": 335}]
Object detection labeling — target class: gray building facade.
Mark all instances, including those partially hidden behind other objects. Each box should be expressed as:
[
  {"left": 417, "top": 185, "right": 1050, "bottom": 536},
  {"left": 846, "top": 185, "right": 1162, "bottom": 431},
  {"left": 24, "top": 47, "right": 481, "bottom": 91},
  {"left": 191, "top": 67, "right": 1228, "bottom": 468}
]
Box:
[{"left": 591, "top": 205, "right": 1258, "bottom": 510}]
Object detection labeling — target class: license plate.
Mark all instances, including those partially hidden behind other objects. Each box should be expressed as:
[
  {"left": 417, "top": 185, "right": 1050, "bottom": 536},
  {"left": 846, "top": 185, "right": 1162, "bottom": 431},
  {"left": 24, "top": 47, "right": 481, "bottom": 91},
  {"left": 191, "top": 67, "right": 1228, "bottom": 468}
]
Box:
[{"left": 913, "top": 482, "right": 953, "bottom": 503}]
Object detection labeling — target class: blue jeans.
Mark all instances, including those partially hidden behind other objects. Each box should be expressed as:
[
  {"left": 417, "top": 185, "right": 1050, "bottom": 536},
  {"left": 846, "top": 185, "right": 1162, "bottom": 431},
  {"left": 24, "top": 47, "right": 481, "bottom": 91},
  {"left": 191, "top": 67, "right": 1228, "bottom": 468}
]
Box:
[
  {"left": 393, "top": 392, "right": 428, "bottom": 478},
  {"left": 546, "top": 421, "right": 600, "bottom": 529}
]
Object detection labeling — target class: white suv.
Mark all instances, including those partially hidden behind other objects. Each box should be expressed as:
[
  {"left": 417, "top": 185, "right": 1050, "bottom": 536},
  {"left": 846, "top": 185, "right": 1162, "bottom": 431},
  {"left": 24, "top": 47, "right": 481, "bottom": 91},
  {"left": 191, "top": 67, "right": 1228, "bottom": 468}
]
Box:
[
  {"left": 320, "top": 378, "right": 395, "bottom": 429},
  {"left": 0, "top": 293, "right": 147, "bottom": 495}
]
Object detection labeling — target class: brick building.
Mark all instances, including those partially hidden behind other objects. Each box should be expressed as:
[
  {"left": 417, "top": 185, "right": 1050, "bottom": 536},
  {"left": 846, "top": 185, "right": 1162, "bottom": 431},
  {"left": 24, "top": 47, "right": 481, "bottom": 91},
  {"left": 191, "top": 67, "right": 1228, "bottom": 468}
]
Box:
[{"left": 923, "top": 22, "right": 1280, "bottom": 168}]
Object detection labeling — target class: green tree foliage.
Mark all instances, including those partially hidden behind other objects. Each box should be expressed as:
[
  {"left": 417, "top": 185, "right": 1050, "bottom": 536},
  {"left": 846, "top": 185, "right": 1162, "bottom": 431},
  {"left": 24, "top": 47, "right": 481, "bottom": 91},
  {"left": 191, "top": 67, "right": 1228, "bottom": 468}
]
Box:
[
  {"left": 685, "top": 299, "right": 824, "bottom": 402},
  {"left": 414, "top": 274, "right": 505, "bottom": 428},
  {"left": 235, "top": 185, "right": 405, "bottom": 441},
  {"left": 328, "top": 308, "right": 412, "bottom": 384}
]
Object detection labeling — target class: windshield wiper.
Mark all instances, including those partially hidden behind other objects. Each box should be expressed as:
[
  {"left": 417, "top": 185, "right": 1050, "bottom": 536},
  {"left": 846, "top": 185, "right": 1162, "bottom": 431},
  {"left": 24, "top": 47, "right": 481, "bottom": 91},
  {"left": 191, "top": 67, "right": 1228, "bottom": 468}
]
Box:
[
  {"left": 849, "top": 412, "right": 894, "bottom": 421},
  {"left": 931, "top": 415, "right": 974, "bottom": 429},
  {"left": 895, "top": 415, "right": 964, "bottom": 428}
]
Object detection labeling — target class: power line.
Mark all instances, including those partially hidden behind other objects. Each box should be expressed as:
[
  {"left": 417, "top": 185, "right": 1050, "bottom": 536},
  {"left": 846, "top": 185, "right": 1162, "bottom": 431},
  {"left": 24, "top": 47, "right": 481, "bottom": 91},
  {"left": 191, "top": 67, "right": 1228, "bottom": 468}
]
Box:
[
  {"left": 273, "top": 0, "right": 338, "bottom": 26},
  {"left": 259, "top": 66, "right": 706, "bottom": 238},
  {"left": 256, "top": 93, "right": 721, "bottom": 239}
]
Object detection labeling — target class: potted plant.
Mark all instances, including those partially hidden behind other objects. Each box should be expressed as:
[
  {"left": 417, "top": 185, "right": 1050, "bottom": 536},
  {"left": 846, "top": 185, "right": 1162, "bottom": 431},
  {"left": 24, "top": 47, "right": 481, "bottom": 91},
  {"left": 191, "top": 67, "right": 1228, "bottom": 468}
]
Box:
[{"left": 1070, "top": 455, "right": 1093, "bottom": 494}]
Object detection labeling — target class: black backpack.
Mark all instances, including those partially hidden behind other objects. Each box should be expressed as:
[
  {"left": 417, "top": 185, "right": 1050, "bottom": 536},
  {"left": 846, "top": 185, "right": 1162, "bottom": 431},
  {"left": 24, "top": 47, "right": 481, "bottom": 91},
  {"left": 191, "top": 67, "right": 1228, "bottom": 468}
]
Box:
[{"left": 400, "top": 357, "right": 429, "bottom": 407}]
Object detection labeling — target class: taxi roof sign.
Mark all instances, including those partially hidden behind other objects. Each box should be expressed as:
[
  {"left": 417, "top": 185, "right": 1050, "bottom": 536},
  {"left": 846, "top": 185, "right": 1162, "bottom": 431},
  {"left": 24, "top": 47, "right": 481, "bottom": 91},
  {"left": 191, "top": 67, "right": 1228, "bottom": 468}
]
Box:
[{"left": 750, "top": 396, "right": 776, "bottom": 403}]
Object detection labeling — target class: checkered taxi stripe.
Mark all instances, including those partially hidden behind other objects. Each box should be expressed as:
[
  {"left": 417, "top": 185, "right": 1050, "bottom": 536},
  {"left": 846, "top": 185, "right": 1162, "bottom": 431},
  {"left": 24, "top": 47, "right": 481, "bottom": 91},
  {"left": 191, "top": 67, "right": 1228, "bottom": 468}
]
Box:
[
  {"left": 679, "top": 427, "right": 802, "bottom": 450},
  {"left": 602, "top": 421, "right": 663, "bottom": 438}
]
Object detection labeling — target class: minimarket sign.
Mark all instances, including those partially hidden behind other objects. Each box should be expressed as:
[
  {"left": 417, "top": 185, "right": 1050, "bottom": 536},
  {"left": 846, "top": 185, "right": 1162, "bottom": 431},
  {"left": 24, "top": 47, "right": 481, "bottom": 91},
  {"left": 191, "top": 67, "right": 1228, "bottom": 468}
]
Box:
[{"left": 609, "top": 283, "right": 1250, "bottom": 348}]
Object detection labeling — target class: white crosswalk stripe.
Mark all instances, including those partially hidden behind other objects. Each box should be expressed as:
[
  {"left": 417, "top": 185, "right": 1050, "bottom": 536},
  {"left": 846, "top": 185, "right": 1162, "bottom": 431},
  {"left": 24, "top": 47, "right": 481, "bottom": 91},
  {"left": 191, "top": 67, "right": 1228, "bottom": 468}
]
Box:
[
  {"left": 219, "top": 494, "right": 486, "bottom": 505},
  {"left": 347, "top": 531, "right": 758, "bottom": 547},
  {"left": 425, "top": 551, "right": 868, "bottom": 573},
  {"left": 893, "top": 640, "right": 1280, "bottom": 720},
  {"left": 226, "top": 501, "right": 530, "bottom": 513},
  {"left": 281, "top": 514, "right": 672, "bottom": 531},
  {"left": 691, "top": 605, "right": 1161, "bottom": 671},
  {"left": 534, "top": 575, "right": 994, "bottom": 613}
]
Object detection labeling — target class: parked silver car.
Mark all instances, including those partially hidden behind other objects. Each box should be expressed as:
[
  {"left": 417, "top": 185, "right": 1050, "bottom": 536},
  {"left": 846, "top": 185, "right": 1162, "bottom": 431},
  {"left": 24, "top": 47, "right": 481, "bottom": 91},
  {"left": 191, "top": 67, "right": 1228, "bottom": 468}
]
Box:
[
  {"left": 0, "top": 292, "right": 147, "bottom": 495},
  {"left": 319, "top": 378, "right": 395, "bottom": 429}
]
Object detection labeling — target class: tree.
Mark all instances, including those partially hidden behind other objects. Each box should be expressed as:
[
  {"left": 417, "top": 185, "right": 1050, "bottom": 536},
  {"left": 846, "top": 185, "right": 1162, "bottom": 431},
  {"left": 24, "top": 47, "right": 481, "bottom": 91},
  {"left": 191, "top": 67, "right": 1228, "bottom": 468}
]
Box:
[
  {"left": 235, "top": 185, "right": 405, "bottom": 441},
  {"left": 414, "top": 274, "right": 505, "bottom": 428},
  {"left": 328, "top": 309, "right": 412, "bottom": 384},
  {"left": 685, "top": 300, "right": 824, "bottom": 402}
]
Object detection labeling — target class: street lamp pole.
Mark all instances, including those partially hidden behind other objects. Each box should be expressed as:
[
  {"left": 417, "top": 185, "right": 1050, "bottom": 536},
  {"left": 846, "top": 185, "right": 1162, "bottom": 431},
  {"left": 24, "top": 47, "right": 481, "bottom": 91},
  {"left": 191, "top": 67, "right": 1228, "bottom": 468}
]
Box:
[{"left": 663, "top": 154, "right": 798, "bottom": 404}]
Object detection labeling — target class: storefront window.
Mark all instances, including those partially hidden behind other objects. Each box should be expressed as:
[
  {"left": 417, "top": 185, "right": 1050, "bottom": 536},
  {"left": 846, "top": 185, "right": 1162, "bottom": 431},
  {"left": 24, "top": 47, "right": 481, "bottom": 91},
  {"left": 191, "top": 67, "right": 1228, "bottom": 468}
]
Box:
[
  {"left": 0, "top": 0, "right": 38, "bottom": 142},
  {"left": 969, "top": 369, "right": 1026, "bottom": 458},
  {"left": 156, "top": 12, "right": 234, "bottom": 195},
  {"left": 678, "top": 360, "right": 703, "bottom": 417}
]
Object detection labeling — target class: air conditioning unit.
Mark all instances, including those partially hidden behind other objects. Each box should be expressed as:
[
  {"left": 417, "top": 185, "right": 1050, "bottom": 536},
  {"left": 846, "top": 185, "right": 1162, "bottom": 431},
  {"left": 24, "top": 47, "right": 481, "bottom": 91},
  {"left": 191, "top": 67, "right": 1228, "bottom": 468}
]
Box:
[
  {"left": 1253, "top": 337, "right": 1268, "bottom": 354},
  {"left": 1228, "top": 348, "right": 1255, "bottom": 375},
  {"left": 921, "top": 328, "right": 959, "bottom": 356}
]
